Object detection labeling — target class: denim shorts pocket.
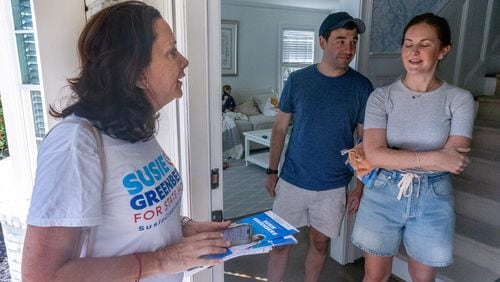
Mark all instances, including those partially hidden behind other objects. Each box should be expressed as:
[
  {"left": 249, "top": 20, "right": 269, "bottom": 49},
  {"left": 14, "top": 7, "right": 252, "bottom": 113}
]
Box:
[
  {"left": 430, "top": 175, "right": 453, "bottom": 198},
  {"left": 371, "top": 173, "right": 389, "bottom": 189}
]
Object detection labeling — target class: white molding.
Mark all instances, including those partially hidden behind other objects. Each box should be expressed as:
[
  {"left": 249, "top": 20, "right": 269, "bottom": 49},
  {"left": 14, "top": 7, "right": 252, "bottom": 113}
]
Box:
[
  {"left": 184, "top": 0, "right": 211, "bottom": 220},
  {"left": 221, "top": 0, "right": 330, "bottom": 14},
  {"left": 207, "top": 2, "right": 224, "bottom": 280},
  {"left": 181, "top": 3, "right": 225, "bottom": 281},
  {"left": 19, "top": 89, "right": 38, "bottom": 187},
  {"left": 208, "top": 0, "right": 223, "bottom": 215},
  {"left": 481, "top": 0, "right": 495, "bottom": 61},
  {"left": 453, "top": 0, "right": 469, "bottom": 85},
  {"left": 172, "top": 0, "right": 190, "bottom": 218},
  {"left": 462, "top": 0, "right": 494, "bottom": 89},
  {"left": 0, "top": 0, "right": 38, "bottom": 200},
  {"left": 17, "top": 84, "right": 42, "bottom": 91},
  {"left": 358, "top": 0, "right": 373, "bottom": 76},
  {"left": 182, "top": 1, "right": 215, "bottom": 280},
  {"left": 277, "top": 23, "right": 284, "bottom": 94}
]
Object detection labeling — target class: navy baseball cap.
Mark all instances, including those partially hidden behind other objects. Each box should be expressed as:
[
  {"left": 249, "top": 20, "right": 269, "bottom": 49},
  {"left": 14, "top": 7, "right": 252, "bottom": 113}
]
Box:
[{"left": 319, "top": 12, "right": 365, "bottom": 37}]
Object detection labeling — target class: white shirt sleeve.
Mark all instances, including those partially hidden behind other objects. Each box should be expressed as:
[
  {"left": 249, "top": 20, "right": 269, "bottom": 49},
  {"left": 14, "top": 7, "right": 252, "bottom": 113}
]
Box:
[
  {"left": 27, "top": 121, "right": 104, "bottom": 227},
  {"left": 449, "top": 89, "right": 475, "bottom": 138},
  {"left": 363, "top": 87, "right": 389, "bottom": 130}
]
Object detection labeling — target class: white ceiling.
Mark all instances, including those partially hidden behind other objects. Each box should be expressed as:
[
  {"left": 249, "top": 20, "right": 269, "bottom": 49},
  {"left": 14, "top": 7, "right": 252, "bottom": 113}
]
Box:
[{"left": 225, "top": 0, "right": 339, "bottom": 11}]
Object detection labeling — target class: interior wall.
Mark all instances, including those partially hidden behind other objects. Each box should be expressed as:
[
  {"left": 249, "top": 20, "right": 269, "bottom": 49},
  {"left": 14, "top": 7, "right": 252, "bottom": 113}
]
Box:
[
  {"left": 360, "top": 0, "right": 497, "bottom": 95},
  {"left": 221, "top": 2, "right": 329, "bottom": 93},
  {"left": 337, "top": 0, "right": 361, "bottom": 17},
  {"left": 369, "top": 0, "right": 448, "bottom": 53},
  {"left": 33, "top": 0, "right": 85, "bottom": 129},
  {"left": 486, "top": 0, "right": 500, "bottom": 73},
  {"left": 359, "top": 0, "right": 448, "bottom": 88}
]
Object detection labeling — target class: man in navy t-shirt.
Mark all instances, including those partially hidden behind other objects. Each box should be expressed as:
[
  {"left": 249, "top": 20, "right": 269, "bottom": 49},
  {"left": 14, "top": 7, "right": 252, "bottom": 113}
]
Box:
[{"left": 265, "top": 12, "right": 373, "bottom": 281}]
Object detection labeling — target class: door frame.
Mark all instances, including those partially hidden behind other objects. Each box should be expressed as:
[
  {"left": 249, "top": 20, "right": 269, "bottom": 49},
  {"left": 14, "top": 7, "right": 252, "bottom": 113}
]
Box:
[{"left": 179, "top": 0, "right": 224, "bottom": 281}]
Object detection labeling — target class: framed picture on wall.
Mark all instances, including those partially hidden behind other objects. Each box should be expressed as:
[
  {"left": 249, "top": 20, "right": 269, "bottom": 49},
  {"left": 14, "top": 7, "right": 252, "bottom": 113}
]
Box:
[{"left": 221, "top": 20, "right": 238, "bottom": 76}]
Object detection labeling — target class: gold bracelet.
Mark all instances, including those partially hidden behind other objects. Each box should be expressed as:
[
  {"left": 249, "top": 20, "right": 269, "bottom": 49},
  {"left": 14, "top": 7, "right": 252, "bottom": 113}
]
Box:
[{"left": 415, "top": 152, "right": 422, "bottom": 168}]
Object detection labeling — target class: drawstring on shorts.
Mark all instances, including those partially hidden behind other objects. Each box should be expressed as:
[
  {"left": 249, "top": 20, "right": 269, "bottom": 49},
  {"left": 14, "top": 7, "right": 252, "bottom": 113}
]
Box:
[{"left": 397, "top": 173, "right": 421, "bottom": 200}]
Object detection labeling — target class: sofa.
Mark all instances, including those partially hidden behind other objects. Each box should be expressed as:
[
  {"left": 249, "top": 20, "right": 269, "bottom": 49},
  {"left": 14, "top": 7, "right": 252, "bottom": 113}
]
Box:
[{"left": 230, "top": 88, "right": 279, "bottom": 149}]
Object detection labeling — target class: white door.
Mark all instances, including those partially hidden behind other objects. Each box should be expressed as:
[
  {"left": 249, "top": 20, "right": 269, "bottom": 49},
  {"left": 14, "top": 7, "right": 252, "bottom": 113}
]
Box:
[
  {"left": 170, "top": 0, "right": 224, "bottom": 281},
  {"left": 145, "top": 0, "right": 223, "bottom": 281}
]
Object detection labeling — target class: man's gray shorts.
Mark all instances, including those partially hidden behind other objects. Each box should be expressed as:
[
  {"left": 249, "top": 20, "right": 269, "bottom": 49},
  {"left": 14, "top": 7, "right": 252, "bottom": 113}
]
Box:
[{"left": 273, "top": 178, "right": 346, "bottom": 239}]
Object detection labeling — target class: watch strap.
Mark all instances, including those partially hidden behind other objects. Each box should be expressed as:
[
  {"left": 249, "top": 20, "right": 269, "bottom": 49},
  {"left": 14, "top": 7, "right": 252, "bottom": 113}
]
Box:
[
  {"left": 180, "top": 216, "right": 192, "bottom": 228},
  {"left": 266, "top": 168, "right": 279, "bottom": 175}
]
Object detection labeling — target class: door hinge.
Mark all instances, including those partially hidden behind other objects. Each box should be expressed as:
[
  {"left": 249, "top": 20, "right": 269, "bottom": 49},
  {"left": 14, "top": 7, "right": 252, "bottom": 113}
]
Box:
[
  {"left": 211, "top": 168, "right": 219, "bottom": 189},
  {"left": 211, "top": 210, "right": 223, "bottom": 222}
]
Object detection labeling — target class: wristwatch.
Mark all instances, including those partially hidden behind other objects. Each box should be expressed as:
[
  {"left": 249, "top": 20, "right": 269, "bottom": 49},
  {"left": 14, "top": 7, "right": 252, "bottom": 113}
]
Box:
[
  {"left": 180, "top": 216, "right": 192, "bottom": 228},
  {"left": 266, "top": 168, "right": 279, "bottom": 175}
]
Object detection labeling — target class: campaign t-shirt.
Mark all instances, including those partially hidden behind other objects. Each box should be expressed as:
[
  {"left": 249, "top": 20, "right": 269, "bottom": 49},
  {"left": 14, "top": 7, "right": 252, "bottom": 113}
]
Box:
[{"left": 27, "top": 116, "right": 183, "bottom": 281}]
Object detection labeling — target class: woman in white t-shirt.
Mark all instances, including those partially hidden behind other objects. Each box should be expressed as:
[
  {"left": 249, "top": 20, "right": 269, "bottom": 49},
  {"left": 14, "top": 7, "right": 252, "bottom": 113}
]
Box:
[
  {"left": 22, "top": 2, "right": 230, "bottom": 281},
  {"left": 351, "top": 13, "right": 475, "bottom": 282}
]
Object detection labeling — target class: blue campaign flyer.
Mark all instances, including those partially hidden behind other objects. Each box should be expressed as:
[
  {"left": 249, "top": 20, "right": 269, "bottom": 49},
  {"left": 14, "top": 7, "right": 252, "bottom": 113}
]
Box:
[
  {"left": 251, "top": 235, "right": 298, "bottom": 249},
  {"left": 194, "top": 211, "right": 298, "bottom": 260},
  {"left": 184, "top": 211, "right": 298, "bottom": 276},
  {"left": 235, "top": 210, "right": 299, "bottom": 242}
]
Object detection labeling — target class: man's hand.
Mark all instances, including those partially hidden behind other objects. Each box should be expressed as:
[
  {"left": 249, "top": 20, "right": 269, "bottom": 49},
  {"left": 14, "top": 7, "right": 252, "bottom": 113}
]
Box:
[
  {"left": 347, "top": 184, "right": 363, "bottom": 215},
  {"left": 265, "top": 174, "right": 279, "bottom": 197}
]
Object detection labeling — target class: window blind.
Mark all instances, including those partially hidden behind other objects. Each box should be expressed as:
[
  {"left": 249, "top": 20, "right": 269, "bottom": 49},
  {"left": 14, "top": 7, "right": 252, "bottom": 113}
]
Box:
[
  {"left": 281, "top": 29, "right": 315, "bottom": 90},
  {"left": 282, "top": 29, "right": 314, "bottom": 64}
]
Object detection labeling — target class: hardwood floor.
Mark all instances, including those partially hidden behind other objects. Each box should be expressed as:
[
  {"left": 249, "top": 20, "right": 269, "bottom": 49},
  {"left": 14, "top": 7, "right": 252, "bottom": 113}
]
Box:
[{"left": 224, "top": 227, "right": 404, "bottom": 282}]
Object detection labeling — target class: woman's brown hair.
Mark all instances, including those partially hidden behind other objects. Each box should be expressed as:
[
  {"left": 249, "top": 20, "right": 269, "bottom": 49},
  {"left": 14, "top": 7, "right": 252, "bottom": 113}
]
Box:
[
  {"left": 51, "top": 1, "right": 162, "bottom": 142},
  {"left": 401, "top": 13, "right": 451, "bottom": 47}
]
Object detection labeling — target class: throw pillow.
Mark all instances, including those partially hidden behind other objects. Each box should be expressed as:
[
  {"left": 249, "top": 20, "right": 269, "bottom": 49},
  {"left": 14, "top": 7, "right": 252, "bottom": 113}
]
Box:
[
  {"left": 235, "top": 99, "right": 260, "bottom": 116},
  {"left": 262, "top": 98, "right": 278, "bottom": 117},
  {"left": 253, "top": 93, "right": 277, "bottom": 113}
]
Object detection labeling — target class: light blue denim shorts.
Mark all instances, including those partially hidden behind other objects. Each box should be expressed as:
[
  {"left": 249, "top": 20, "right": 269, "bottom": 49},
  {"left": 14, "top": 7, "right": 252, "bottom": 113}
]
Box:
[{"left": 351, "top": 169, "right": 455, "bottom": 267}]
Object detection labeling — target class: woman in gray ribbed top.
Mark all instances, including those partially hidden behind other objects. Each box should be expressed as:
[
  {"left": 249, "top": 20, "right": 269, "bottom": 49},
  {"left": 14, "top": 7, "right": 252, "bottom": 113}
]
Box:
[{"left": 351, "top": 13, "right": 475, "bottom": 282}]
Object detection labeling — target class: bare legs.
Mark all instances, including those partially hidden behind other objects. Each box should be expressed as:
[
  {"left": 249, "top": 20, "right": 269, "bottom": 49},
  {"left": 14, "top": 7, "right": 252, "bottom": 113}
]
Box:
[
  {"left": 363, "top": 252, "right": 436, "bottom": 282},
  {"left": 304, "top": 227, "right": 330, "bottom": 282},
  {"left": 408, "top": 256, "right": 436, "bottom": 282},
  {"left": 267, "top": 244, "right": 292, "bottom": 282},
  {"left": 267, "top": 227, "right": 330, "bottom": 282},
  {"left": 363, "top": 253, "right": 393, "bottom": 282}
]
